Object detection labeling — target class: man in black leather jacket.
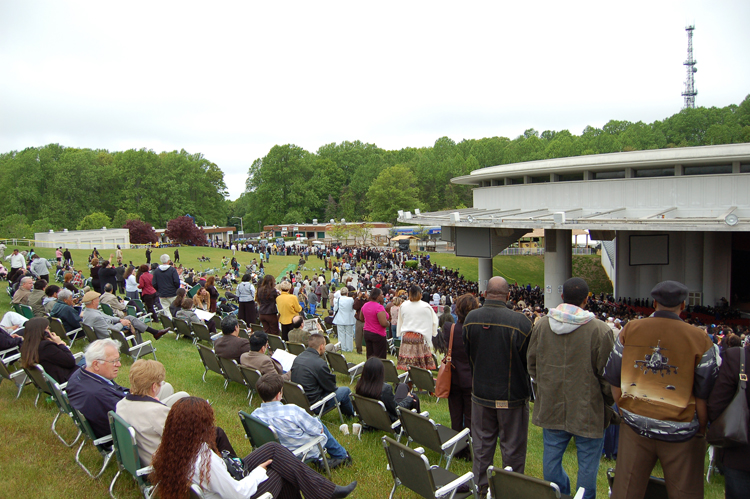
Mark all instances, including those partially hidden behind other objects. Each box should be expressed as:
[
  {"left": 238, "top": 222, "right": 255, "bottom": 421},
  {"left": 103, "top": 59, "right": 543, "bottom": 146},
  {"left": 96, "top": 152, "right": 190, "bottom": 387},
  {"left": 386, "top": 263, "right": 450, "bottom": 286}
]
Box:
[
  {"left": 290, "top": 334, "right": 354, "bottom": 416},
  {"left": 463, "top": 276, "right": 533, "bottom": 496}
]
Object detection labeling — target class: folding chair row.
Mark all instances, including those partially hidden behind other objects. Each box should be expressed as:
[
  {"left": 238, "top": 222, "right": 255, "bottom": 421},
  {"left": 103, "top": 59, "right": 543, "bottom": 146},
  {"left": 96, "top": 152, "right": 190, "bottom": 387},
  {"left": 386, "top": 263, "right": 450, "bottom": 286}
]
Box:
[
  {"left": 48, "top": 316, "right": 82, "bottom": 349},
  {"left": 195, "top": 344, "right": 261, "bottom": 405},
  {"left": 283, "top": 380, "right": 344, "bottom": 425},
  {"left": 326, "top": 351, "right": 364, "bottom": 385},
  {"left": 0, "top": 347, "right": 29, "bottom": 398}
]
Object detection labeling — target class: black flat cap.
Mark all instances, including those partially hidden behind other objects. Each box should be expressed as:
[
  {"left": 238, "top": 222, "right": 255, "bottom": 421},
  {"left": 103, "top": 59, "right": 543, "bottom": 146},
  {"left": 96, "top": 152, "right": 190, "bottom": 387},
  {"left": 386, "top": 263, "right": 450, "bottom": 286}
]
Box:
[{"left": 650, "top": 280, "right": 688, "bottom": 308}]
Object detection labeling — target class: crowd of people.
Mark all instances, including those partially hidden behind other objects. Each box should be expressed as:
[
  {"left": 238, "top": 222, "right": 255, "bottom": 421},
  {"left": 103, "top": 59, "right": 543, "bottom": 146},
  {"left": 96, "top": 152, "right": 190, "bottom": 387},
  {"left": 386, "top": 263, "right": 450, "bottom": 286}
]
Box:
[{"left": 3, "top": 243, "right": 748, "bottom": 499}]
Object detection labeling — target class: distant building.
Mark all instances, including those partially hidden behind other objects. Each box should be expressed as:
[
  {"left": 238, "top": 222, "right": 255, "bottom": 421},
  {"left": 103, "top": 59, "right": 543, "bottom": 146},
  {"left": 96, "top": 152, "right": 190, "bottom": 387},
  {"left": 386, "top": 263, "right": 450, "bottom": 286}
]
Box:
[
  {"left": 263, "top": 221, "right": 392, "bottom": 245},
  {"left": 154, "top": 226, "right": 236, "bottom": 245},
  {"left": 34, "top": 228, "right": 131, "bottom": 250}
]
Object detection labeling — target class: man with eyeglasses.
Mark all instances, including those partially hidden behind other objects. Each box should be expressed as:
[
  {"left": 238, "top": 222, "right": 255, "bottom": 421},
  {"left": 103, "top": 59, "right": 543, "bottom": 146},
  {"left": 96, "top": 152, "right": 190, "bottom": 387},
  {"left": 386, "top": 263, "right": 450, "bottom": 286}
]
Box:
[{"left": 66, "top": 338, "right": 182, "bottom": 439}]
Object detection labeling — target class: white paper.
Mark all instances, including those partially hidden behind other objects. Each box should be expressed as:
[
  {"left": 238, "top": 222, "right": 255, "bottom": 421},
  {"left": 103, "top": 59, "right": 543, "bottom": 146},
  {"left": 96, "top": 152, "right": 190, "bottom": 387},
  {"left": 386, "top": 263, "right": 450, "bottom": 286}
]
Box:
[
  {"left": 271, "top": 349, "right": 297, "bottom": 372},
  {"left": 194, "top": 309, "right": 215, "bottom": 321}
]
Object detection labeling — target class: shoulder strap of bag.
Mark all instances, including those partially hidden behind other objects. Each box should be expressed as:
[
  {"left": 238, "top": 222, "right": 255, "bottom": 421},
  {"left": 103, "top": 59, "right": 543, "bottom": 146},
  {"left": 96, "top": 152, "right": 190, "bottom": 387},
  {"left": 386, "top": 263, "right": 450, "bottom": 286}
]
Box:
[
  {"left": 740, "top": 347, "right": 747, "bottom": 389},
  {"left": 446, "top": 324, "right": 455, "bottom": 363}
]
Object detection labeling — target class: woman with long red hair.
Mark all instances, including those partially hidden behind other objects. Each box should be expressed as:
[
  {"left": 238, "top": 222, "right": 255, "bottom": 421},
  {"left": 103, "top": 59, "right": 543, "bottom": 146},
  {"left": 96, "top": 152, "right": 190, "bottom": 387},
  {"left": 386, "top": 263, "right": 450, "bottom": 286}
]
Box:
[{"left": 150, "top": 397, "right": 356, "bottom": 499}]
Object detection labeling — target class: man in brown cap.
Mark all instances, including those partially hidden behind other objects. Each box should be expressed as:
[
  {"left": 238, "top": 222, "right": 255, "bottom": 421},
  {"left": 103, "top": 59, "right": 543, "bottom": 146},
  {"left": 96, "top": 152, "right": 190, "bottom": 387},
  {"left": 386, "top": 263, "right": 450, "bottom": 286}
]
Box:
[
  {"left": 603, "top": 280, "right": 719, "bottom": 499},
  {"left": 81, "top": 290, "right": 168, "bottom": 342}
]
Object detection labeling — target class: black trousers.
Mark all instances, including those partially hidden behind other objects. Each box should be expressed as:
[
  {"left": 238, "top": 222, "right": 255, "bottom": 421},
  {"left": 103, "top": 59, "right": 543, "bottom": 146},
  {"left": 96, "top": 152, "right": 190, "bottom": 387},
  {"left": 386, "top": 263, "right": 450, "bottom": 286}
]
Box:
[
  {"left": 241, "top": 442, "right": 336, "bottom": 499},
  {"left": 364, "top": 330, "right": 388, "bottom": 359},
  {"left": 238, "top": 301, "right": 258, "bottom": 325}
]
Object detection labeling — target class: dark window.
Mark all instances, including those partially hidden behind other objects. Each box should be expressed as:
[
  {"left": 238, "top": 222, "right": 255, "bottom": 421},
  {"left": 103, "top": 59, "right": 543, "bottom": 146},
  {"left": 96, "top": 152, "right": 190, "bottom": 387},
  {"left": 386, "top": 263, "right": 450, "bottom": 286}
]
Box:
[
  {"left": 594, "top": 170, "right": 625, "bottom": 180},
  {"left": 558, "top": 173, "right": 584, "bottom": 182},
  {"left": 507, "top": 177, "right": 524, "bottom": 185},
  {"left": 635, "top": 168, "right": 675, "bottom": 178},
  {"left": 684, "top": 165, "right": 732, "bottom": 175},
  {"left": 317, "top": 232, "right": 326, "bottom": 239},
  {"left": 531, "top": 175, "right": 550, "bottom": 183},
  {"left": 740, "top": 164, "right": 750, "bottom": 173}
]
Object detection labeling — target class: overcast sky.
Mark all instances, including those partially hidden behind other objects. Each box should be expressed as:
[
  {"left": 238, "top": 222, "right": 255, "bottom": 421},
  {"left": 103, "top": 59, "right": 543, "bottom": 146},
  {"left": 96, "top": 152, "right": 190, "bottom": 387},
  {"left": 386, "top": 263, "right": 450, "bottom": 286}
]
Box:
[{"left": 1, "top": 1, "right": 748, "bottom": 200}]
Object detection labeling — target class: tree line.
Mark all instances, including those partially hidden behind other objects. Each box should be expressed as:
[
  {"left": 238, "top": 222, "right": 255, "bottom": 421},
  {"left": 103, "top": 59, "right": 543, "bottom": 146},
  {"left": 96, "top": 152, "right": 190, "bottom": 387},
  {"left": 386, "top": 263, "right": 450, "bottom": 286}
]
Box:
[
  {"left": 232, "top": 95, "right": 750, "bottom": 225},
  {"left": 0, "top": 96, "right": 748, "bottom": 240}
]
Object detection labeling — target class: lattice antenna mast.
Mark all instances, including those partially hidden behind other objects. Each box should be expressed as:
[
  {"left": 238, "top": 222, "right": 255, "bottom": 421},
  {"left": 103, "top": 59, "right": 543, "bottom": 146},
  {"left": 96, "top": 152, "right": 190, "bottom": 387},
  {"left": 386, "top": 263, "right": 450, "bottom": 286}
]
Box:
[{"left": 682, "top": 25, "right": 697, "bottom": 109}]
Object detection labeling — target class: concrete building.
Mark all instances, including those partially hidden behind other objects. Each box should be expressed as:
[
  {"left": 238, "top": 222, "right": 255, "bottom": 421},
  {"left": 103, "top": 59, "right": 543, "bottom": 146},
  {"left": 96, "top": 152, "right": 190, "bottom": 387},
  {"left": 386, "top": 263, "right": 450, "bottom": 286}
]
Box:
[
  {"left": 34, "top": 228, "right": 131, "bottom": 250},
  {"left": 263, "top": 221, "right": 392, "bottom": 245},
  {"left": 399, "top": 143, "right": 750, "bottom": 309}
]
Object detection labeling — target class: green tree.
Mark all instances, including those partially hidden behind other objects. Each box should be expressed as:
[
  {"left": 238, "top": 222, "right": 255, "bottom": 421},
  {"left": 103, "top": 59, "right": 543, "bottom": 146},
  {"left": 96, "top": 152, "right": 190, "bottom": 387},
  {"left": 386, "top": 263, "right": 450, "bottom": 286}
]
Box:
[
  {"left": 0, "top": 214, "right": 32, "bottom": 239},
  {"left": 367, "top": 165, "right": 422, "bottom": 223},
  {"left": 77, "top": 212, "right": 112, "bottom": 230}
]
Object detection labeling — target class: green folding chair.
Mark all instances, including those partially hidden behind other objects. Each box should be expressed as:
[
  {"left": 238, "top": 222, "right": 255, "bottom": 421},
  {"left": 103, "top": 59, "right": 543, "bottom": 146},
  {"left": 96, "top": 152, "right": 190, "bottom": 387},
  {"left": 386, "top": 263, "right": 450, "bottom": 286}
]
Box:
[
  {"left": 100, "top": 303, "right": 116, "bottom": 317},
  {"left": 267, "top": 334, "right": 286, "bottom": 352},
  {"left": 48, "top": 316, "right": 82, "bottom": 349},
  {"left": 81, "top": 323, "right": 100, "bottom": 344},
  {"left": 286, "top": 341, "right": 306, "bottom": 356},
  {"left": 109, "top": 329, "right": 157, "bottom": 362},
  {"left": 43, "top": 371, "right": 82, "bottom": 448},
  {"left": 282, "top": 380, "right": 344, "bottom": 425},
  {"left": 326, "top": 351, "right": 364, "bottom": 385},
  {"left": 398, "top": 407, "right": 472, "bottom": 471},
  {"left": 238, "top": 410, "right": 331, "bottom": 479},
  {"left": 0, "top": 348, "right": 29, "bottom": 398},
  {"left": 64, "top": 391, "right": 115, "bottom": 479},
  {"left": 196, "top": 344, "right": 226, "bottom": 383},
  {"left": 351, "top": 394, "right": 401, "bottom": 440},
  {"left": 18, "top": 303, "right": 34, "bottom": 320},
  {"left": 108, "top": 411, "right": 155, "bottom": 499}
]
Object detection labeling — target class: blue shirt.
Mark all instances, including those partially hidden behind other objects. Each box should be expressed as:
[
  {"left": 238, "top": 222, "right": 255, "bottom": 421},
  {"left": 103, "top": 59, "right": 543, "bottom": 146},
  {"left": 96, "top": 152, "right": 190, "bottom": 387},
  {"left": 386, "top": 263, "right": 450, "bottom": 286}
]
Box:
[{"left": 251, "top": 401, "right": 326, "bottom": 458}]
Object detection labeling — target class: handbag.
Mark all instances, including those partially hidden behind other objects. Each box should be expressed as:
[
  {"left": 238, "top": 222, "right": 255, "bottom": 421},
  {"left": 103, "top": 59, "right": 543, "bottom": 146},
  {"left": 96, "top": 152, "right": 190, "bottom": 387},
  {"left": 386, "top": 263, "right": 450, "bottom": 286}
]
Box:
[
  {"left": 707, "top": 347, "right": 749, "bottom": 447},
  {"left": 221, "top": 450, "right": 247, "bottom": 480},
  {"left": 435, "top": 324, "right": 454, "bottom": 399}
]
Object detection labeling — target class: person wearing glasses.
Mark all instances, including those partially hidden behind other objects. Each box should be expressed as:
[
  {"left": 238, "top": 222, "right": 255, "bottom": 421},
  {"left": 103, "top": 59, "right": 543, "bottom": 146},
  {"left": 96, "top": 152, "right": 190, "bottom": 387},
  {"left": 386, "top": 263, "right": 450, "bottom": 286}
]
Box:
[{"left": 66, "top": 339, "right": 183, "bottom": 440}]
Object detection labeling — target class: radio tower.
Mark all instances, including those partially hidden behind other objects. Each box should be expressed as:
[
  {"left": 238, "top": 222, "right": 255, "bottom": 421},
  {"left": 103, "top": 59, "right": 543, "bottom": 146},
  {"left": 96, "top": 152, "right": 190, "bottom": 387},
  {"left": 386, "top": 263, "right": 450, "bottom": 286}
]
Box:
[{"left": 682, "top": 25, "right": 697, "bottom": 109}]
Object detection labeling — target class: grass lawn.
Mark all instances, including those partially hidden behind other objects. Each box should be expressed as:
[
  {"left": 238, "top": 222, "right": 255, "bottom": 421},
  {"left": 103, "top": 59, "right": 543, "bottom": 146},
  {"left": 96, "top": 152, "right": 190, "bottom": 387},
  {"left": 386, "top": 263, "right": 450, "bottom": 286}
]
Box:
[{"left": 0, "top": 246, "right": 719, "bottom": 497}]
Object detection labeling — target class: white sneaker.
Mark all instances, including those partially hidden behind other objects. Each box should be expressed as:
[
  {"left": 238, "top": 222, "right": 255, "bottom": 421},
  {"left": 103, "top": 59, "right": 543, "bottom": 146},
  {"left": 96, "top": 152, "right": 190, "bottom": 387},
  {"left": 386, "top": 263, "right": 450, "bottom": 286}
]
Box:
[{"left": 339, "top": 423, "right": 350, "bottom": 435}]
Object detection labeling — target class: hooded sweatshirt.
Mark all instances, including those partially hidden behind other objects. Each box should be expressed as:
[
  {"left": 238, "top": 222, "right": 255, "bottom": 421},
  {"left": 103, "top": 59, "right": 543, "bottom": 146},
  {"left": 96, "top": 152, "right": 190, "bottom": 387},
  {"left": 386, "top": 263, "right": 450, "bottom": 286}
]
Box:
[
  {"left": 527, "top": 303, "right": 615, "bottom": 438},
  {"left": 151, "top": 264, "right": 181, "bottom": 298}
]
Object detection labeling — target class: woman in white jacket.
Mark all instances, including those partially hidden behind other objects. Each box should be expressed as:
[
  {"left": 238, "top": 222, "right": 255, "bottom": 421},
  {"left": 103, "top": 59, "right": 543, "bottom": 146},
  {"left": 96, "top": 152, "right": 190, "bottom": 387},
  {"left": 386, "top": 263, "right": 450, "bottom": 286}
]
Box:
[
  {"left": 396, "top": 284, "right": 439, "bottom": 371},
  {"left": 332, "top": 287, "right": 356, "bottom": 352}
]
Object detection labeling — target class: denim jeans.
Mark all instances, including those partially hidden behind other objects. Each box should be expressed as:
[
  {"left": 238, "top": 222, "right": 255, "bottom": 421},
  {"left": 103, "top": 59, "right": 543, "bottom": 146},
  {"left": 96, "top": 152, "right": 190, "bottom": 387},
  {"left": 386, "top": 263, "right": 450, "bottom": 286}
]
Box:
[
  {"left": 324, "top": 386, "right": 355, "bottom": 417},
  {"left": 322, "top": 425, "right": 348, "bottom": 459},
  {"left": 725, "top": 466, "right": 750, "bottom": 499},
  {"left": 542, "top": 429, "right": 604, "bottom": 499},
  {"left": 337, "top": 324, "right": 355, "bottom": 352}
]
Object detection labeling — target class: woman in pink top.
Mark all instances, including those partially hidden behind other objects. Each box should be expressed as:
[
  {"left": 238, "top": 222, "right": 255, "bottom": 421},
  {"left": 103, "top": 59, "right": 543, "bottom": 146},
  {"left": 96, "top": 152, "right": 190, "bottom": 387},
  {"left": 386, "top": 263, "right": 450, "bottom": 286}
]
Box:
[
  {"left": 136, "top": 264, "right": 158, "bottom": 318},
  {"left": 361, "top": 287, "right": 389, "bottom": 359}
]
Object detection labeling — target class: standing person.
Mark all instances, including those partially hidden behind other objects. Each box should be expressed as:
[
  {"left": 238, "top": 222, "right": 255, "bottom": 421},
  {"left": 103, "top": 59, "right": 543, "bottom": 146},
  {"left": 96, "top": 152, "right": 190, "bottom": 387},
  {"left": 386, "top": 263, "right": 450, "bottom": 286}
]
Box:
[
  {"left": 99, "top": 260, "right": 118, "bottom": 295},
  {"left": 63, "top": 248, "right": 72, "bottom": 266},
  {"left": 55, "top": 247, "right": 63, "bottom": 265},
  {"left": 90, "top": 257, "right": 102, "bottom": 293},
  {"left": 257, "top": 275, "right": 280, "bottom": 337},
  {"left": 527, "top": 277, "right": 615, "bottom": 499},
  {"left": 30, "top": 254, "right": 52, "bottom": 283},
  {"left": 6, "top": 248, "right": 26, "bottom": 284},
  {"left": 463, "top": 276, "right": 533, "bottom": 495},
  {"left": 361, "top": 288, "right": 389, "bottom": 359},
  {"left": 124, "top": 266, "right": 139, "bottom": 300},
  {"left": 437, "top": 293, "right": 479, "bottom": 444},
  {"left": 237, "top": 274, "right": 258, "bottom": 325},
  {"left": 333, "top": 288, "right": 356, "bottom": 352},
  {"left": 276, "top": 281, "right": 302, "bottom": 342},
  {"left": 708, "top": 342, "right": 750, "bottom": 499},
  {"left": 115, "top": 262, "right": 126, "bottom": 294},
  {"left": 604, "top": 281, "right": 718, "bottom": 499},
  {"left": 396, "top": 284, "right": 439, "bottom": 371},
  {"left": 136, "top": 264, "right": 158, "bottom": 319},
  {"left": 115, "top": 245, "right": 123, "bottom": 265},
  {"left": 173, "top": 247, "right": 180, "bottom": 264},
  {"left": 152, "top": 255, "right": 181, "bottom": 318},
  {"left": 352, "top": 291, "right": 367, "bottom": 355},
  {"left": 205, "top": 275, "right": 219, "bottom": 313},
  {"left": 145, "top": 247, "right": 151, "bottom": 265}
]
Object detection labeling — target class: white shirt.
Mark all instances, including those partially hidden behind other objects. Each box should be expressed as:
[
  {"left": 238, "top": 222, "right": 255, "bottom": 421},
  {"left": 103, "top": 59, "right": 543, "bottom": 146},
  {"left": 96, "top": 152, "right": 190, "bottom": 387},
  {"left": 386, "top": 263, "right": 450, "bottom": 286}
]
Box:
[
  {"left": 125, "top": 275, "right": 139, "bottom": 292},
  {"left": 1, "top": 311, "right": 28, "bottom": 329},
  {"left": 396, "top": 300, "right": 439, "bottom": 347},
  {"left": 6, "top": 253, "right": 26, "bottom": 269},
  {"left": 192, "top": 443, "right": 268, "bottom": 499}
]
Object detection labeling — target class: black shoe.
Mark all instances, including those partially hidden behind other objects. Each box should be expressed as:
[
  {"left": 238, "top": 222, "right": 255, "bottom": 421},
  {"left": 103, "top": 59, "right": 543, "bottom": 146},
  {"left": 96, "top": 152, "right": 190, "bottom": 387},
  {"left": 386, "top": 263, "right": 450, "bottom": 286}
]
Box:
[
  {"left": 153, "top": 329, "right": 169, "bottom": 340},
  {"left": 342, "top": 453, "right": 353, "bottom": 467},
  {"left": 331, "top": 481, "right": 357, "bottom": 498},
  {"left": 326, "top": 457, "right": 343, "bottom": 469}
]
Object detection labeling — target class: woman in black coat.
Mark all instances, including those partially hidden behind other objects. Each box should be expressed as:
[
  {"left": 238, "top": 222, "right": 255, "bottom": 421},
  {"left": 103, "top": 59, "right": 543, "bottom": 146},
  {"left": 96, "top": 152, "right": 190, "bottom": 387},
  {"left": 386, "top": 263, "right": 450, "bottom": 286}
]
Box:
[
  {"left": 20, "top": 317, "right": 78, "bottom": 384},
  {"left": 438, "top": 293, "right": 480, "bottom": 435},
  {"left": 355, "top": 357, "right": 419, "bottom": 423}
]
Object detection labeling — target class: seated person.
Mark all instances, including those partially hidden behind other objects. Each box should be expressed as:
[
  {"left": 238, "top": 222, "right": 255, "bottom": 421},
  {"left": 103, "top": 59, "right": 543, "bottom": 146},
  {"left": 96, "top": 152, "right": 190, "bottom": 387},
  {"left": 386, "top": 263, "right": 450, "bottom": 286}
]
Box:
[
  {"left": 240, "top": 331, "right": 290, "bottom": 380},
  {"left": 28, "top": 279, "right": 48, "bottom": 317},
  {"left": 81, "top": 291, "right": 168, "bottom": 343},
  {"left": 0, "top": 324, "right": 23, "bottom": 352},
  {"left": 150, "top": 397, "right": 356, "bottom": 499},
  {"left": 66, "top": 339, "right": 184, "bottom": 439},
  {"left": 169, "top": 288, "right": 187, "bottom": 318},
  {"left": 1, "top": 311, "right": 28, "bottom": 333},
  {"left": 193, "top": 286, "right": 209, "bottom": 311},
  {"left": 175, "top": 297, "right": 218, "bottom": 334},
  {"left": 43, "top": 285, "right": 60, "bottom": 315},
  {"left": 116, "top": 359, "right": 232, "bottom": 466},
  {"left": 20, "top": 317, "right": 78, "bottom": 384},
  {"left": 290, "top": 334, "right": 354, "bottom": 417},
  {"left": 99, "top": 283, "right": 128, "bottom": 318},
  {"left": 50, "top": 289, "right": 82, "bottom": 333},
  {"left": 214, "top": 315, "right": 250, "bottom": 363},
  {"left": 12, "top": 276, "right": 34, "bottom": 305},
  {"left": 252, "top": 373, "right": 351, "bottom": 469},
  {"left": 288, "top": 315, "right": 337, "bottom": 353},
  {"left": 354, "top": 357, "right": 419, "bottom": 423}
]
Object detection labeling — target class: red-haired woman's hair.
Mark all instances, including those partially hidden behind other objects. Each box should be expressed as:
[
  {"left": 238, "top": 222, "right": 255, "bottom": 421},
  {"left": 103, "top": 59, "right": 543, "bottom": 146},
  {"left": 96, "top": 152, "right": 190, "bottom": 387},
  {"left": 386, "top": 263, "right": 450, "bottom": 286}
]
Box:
[{"left": 150, "top": 397, "right": 217, "bottom": 499}]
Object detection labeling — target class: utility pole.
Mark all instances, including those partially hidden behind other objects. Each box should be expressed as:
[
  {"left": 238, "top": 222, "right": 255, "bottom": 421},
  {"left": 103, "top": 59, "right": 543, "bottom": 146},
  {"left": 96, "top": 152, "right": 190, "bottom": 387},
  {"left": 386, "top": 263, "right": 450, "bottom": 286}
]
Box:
[{"left": 682, "top": 25, "right": 697, "bottom": 109}]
